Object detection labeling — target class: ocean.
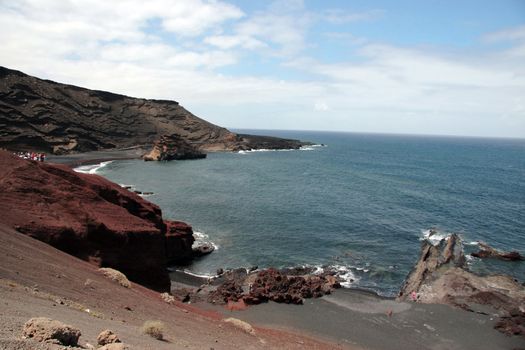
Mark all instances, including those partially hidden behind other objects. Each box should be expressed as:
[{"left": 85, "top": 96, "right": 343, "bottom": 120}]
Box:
[{"left": 77, "top": 130, "right": 525, "bottom": 296}]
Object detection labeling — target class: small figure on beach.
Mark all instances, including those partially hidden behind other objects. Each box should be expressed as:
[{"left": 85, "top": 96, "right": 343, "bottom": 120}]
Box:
[{"left": 410, "top": 291, "right": 418, "bottom": 302}]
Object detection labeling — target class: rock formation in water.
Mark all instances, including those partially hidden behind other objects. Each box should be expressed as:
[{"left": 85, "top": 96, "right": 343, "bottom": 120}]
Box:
[
  {"left": 471, "top": 242, "right": 524, "bottom": 261},
  {"left": 0, "top": 150, "right": 195, "bottom": 292},
  {"left": 0, "top": 66, "right": 311, "bottom": 157},
  {"left": 398, "top": 233, "right": 525, "bottom": 336}
]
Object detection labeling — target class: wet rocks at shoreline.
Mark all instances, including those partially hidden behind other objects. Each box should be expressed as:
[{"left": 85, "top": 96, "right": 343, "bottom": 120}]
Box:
[
  {"left": 471, "top": 242, "right": 524, "bottom": 261},
  {"left": 207, "top": 267, "right": 341, "bottom": 305},
  {"left": 398, "top": 232, "right": 525, "bottom": 337}
]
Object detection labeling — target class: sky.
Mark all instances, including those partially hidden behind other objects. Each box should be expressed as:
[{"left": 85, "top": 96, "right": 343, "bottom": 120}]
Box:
[{"left": 1, "top": 0, "right": 524, "bottom": 138}]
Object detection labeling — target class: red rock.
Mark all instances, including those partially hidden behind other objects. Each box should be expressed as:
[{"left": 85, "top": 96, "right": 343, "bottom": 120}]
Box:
[
  {"left": 0, "top": 150, "right": 194, "bottom": 292},
  {"left": 165, "top": 220, "right": 194, "bottom": 264}
]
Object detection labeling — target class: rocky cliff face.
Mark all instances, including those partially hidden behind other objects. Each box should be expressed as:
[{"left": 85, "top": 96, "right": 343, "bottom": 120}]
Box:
[
  {"left": 0, "top": 150, "right": 194, "bottom": 292},
  {"left": 0, "top": 66, "right": 310, "bottom": 156}
]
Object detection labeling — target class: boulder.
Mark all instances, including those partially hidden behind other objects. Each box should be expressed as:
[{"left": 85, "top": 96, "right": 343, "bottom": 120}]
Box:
[
  {"left": 97, "top": 329, "right": 121, "bottom": 345},
  {"left": 224, "top": 318, "right": 255, "bottom": 335},
  {"left": 22, "top": 317, "right": 81, "bottom": 346},
  {"left": 99, "top": 268, "right": 131, "bottom": 288},
  {"left": 192, "top": 243, "right": 215, "bottom": 257}
]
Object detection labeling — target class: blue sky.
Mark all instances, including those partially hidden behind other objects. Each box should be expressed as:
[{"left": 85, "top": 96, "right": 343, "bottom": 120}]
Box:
[{"left": 1, "top": 0, "right": 524, "bottom": 137}]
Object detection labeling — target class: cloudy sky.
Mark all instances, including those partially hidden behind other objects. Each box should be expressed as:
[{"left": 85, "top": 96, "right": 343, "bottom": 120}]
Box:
[{"left": 1, "top": 0, "right": 524, "bottom": 138}]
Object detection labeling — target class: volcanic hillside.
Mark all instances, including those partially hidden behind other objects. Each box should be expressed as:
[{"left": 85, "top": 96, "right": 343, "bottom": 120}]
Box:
[{"left": 0, "top": 66, "right": 308, "bottom": 155}]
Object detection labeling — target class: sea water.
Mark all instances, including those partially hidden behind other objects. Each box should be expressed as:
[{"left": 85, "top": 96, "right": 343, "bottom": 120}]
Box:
[{"left": 93, "top": 130, "right": 525, "bottom": 296}]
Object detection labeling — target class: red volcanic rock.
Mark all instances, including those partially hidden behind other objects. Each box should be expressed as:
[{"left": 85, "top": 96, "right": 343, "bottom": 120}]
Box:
[
  {"left": 165, "top": 220, "right": 194, "bottom": 264},
  {"left": 0, "top": 150, "right": 194, "bottom": 291},
  {"left": 208, "top": 280, "right": 245, "bottom": 304},
  {"left": 208, "top": 268, "right": 341, "bottom": 306}
]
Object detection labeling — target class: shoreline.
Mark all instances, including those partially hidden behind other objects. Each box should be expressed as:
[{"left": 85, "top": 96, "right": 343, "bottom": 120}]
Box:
[
  {"left": 193, "top": 286, "right": 524, "bottom": 350},
  {"left": 46, "top": 147, "right": 146, "bottom": 167}
]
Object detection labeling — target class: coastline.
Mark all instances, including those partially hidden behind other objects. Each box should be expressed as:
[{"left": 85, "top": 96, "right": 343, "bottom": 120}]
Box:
[
  {"left": 199, "top": 287, "right": 524, "bottom": 350},
  {"left": 46, "top": 147, "right": 146, "bottom": 167},
  {"left": 43, "top": 150, "right": 525, "bottom": 349}
]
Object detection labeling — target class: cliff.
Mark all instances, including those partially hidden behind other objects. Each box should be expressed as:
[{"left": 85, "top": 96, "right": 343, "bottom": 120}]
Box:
[
  {"left": 0, "top": 150, "right": 194, "bottom": 292},
  {"left": 0, "top": 66, "right": 310, "bottom": 157}
]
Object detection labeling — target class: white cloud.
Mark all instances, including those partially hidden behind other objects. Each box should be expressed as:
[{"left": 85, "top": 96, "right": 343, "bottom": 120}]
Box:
[
  {"left": 320, "top": 9, "right": 384, "bottom": 24},
  {"left": 314, "top": 101, "right": 329, "bottom": 111},
  {"left": 483, "top": 25, "right": 525, "bottom": 43},
  {"left": 0, "top": 1, "right": 523, "bottom": 137}
]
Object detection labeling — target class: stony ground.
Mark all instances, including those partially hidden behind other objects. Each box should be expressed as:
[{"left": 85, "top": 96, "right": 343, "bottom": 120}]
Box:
[{"left": 0, "top": 223, "right": 348, "bottom": 350}]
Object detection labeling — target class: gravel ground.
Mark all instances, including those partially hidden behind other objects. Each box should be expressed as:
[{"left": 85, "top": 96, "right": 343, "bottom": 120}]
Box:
[{"left": 0, "top": 223, "right": 347, "bottom": 350}]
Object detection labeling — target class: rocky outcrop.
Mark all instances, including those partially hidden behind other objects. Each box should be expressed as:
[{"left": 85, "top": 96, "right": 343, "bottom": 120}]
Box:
[
  {"left": 398, "top": 233, "right": 525, "bottom": 337},
  {"left": 0, "top": 66, "right": 311, "bottom": 156},
  {"left": 165, "top": 221, "right": 195, "bottom": 264},
  {"left": 207, "top": 267, "right": 341, "bottom": 305},
  {"left": 236, "top": 134, "right": 312, "bottom": 151},
  {"left": 0, "top": 150, "right": 195, "bottom": 292},
  {"left": 143, "top": 134, "right": 206, "bottom": 161},
  {"left": 471, "top": 242, "right": 524, "bottom": 261},
  {"left": 22, "top": 317, "right": 81, "bottom": 346}
]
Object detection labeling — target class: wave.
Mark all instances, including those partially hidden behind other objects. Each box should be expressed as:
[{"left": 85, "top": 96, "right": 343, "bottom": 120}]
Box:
[
  {"left": 73, "top": 161, "right": 113, "bottom": 174},
  {"left": 237, "top": 144, "right": 325, "bottom": 154},
  {"left": 193, "top": 230, "right": 219, "bottom": 250},
  {"left": 305, "top": 264, "right": 360, "bottom": 288},
  {"left": 176, "top": 269, "right": 216, "bottom": 279},
  {"left": 420, "top": 228, "right": 451, "bottom": 245},
  {"left": 300, "top": 144, "right": 326, "bottom": 151}
]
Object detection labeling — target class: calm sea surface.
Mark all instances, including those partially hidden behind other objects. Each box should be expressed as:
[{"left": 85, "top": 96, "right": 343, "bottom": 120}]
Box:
[{"left": 88, "top": 130, "right": 525, "bottom": 296}]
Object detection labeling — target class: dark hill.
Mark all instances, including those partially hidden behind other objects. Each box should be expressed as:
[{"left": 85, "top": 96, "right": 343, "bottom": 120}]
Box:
[{"left": 0, "top": 66, "right": 309, "bottom": 156}]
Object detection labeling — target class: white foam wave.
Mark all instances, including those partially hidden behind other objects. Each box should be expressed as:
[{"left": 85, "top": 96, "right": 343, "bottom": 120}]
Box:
[
  {"left": 420, "top": 228, "right": 450, "bottom": 245},
  {"left": 74, "top": 161, "right": 113, "bottom": 174},
  {"left": 332, "top": 265, "right": 359, "bottom": 288},
  {"left": 177, "top": 269, "right": 215, "bottom": 279},
  {"left": 465, "top": 241, "right": 480, "bottom": 246},
  {"left": 307, "top": 264, "right": 359, "bottom": 288},
  {"left": 193, "top": 230, "right": 219, "bottom": 250},
  {"left": 300, "top": 144, "right": 325, "bottom": 151},
  {"left": 237, "top": 144, "right": 324, "bottom": 154}
]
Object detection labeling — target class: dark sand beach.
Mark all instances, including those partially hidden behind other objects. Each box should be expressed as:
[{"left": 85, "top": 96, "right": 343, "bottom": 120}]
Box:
[
  {"left": 46, "top": 147, "right": 146, "bottom": 167},
  {"left": 171, "top": 270, "right": 524, "bottom": 350}
]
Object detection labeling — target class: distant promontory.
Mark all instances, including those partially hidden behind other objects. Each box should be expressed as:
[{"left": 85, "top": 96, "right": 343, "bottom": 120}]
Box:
[{"left": 0, "top": 66, "right": 311, "bottom": 159}]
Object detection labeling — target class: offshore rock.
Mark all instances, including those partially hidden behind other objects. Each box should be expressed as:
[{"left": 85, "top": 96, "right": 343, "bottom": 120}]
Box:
[
  {"left": 192, "top": 244, "right": 215, "bottom": 257},
  {"left": 0, "top": 150, "right": 196, "bottom": 291},
  {"left": 471, "top": 242, "right": 524, "bottom": 261},
  {"left": 398, "top": 233, "right": 525, "bottom": 336}
]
